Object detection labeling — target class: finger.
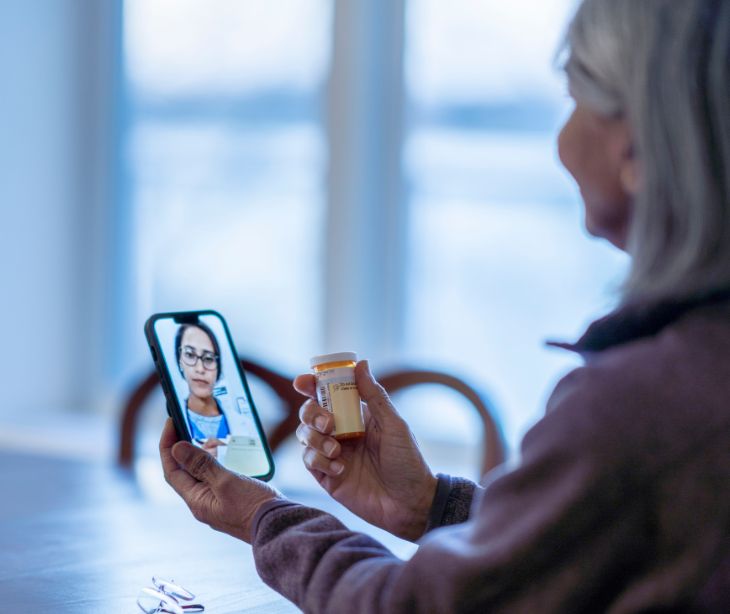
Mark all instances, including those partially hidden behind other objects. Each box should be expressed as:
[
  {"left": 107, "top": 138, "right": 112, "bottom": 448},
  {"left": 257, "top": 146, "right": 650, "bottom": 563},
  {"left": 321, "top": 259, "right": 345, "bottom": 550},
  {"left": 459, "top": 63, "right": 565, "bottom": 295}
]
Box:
[
  {"left": 204, "top": 439, "right": 226, "bottom": 448},
  {"left": 172, "top": 440, "right": 227, "bottom": 487},
  {"left": 160, "top": 418, "right": 183, "bottom": 477},
  {"left": 302, "top": 447, "right": 345, "bottom": 477},
  {"left": 293, "top": 374, "right": 317, "bottom": 398},
  {"left": 160, "top": 417, "right": 179, "bottom": 450},
  {"left": 298, "top": 398, "right": 334, "bottom": 434},
  {"left": 296, "top": 424, "right": 340, "bottom": 459},
  {"left": 160, "top": 419, "right": 199, "bottom": 493},
  {"left": 308, "top": 467, "right": 327, "bottom": 485},
  {"left": 355, "top": 360, "right": 399, "bottom": 423}
]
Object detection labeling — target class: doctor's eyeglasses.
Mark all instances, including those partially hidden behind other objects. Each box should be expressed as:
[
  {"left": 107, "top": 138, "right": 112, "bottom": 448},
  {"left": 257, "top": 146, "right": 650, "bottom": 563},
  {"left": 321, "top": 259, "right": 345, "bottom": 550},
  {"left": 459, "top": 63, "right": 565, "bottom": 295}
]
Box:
[
  {"left": 180, "top": 346, "right": 218, "bottom": 371},
  {"left": 137, "top": 577, "right": 204, "bottom": 614}
]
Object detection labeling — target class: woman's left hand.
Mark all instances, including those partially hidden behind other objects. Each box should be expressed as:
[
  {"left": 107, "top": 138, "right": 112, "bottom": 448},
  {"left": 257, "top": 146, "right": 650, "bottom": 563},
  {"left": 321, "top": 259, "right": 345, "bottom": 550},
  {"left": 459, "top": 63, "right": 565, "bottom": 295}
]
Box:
[
  {"left": 160, "top": 418, "right": 281, "bottom": 544},
  {"left": 201, "top": 437, "right": 226, "bottom": 457}
]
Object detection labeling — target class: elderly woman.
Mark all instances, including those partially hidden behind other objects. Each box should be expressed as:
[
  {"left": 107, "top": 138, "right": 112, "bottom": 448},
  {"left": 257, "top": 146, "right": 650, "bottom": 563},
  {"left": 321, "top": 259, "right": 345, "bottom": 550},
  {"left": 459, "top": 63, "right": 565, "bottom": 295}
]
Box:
[{"left": 160, "top": 0, "right": 730, "bottom": 610}]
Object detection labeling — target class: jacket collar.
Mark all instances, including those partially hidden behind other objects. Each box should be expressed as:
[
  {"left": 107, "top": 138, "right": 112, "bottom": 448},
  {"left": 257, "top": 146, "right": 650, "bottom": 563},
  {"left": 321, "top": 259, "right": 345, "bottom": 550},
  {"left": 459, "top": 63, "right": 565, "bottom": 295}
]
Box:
[{"left": 549, "top": 287, "right": 730, "bottom": 354}]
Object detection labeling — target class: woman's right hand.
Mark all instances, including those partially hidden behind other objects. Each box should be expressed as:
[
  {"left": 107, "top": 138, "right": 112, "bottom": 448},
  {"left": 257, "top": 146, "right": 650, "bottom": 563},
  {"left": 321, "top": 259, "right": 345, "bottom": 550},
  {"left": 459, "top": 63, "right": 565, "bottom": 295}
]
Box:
[
  {"left": 294, "top": 360, "right": 437, "bottom": 541},
  {"left": 201, "top": 437, "right": 226, "bottom": 458}
]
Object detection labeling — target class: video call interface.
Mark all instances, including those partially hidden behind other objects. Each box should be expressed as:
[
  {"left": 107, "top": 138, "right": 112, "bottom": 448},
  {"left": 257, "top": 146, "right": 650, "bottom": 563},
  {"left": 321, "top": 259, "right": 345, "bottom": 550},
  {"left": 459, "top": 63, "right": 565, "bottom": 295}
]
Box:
[{"left": 153, "top": 314, "right": 271, "bottom": 478}]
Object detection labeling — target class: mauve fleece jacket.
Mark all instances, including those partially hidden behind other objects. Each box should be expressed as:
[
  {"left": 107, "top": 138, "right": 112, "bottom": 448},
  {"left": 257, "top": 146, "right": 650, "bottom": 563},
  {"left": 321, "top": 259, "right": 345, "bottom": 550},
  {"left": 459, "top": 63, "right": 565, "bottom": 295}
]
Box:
[{"left": 251, "top": 294, "right": 730, "bottom": 613}]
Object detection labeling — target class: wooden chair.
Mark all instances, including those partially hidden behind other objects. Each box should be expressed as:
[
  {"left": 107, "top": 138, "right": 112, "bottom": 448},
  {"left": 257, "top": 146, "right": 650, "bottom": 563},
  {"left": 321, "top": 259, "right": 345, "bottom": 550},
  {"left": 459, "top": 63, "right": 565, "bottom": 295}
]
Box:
[
  {"left": 377, "top": 369, "right": 505, "bottom": 475},
  {"left": 118, "top": 358, "right": 506, "bottom": 476}
]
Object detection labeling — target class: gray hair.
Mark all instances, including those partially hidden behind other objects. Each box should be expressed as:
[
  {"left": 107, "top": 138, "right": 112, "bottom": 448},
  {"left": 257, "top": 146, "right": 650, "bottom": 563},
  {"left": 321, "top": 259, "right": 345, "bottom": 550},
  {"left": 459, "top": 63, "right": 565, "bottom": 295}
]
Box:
[{"left": 562, "top": 0, "right": 730, "bottom": 303}]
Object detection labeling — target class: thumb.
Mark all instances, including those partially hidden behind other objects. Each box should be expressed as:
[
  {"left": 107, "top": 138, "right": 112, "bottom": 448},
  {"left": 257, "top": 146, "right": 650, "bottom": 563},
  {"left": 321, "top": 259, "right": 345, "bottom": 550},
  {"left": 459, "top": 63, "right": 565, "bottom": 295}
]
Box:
[
  {"left": 355, "top": 360, "right": 399, "bottom": 423},
  {"left": 172, "top": 441, "right": 224, "bottom": 485}
]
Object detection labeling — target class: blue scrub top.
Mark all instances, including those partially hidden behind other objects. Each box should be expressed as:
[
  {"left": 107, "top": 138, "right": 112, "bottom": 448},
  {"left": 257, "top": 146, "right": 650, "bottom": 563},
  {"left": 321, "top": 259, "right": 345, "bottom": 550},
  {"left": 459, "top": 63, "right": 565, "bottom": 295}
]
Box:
[{"left": 186, "top": 400, "right": 230, "bottom": 441}]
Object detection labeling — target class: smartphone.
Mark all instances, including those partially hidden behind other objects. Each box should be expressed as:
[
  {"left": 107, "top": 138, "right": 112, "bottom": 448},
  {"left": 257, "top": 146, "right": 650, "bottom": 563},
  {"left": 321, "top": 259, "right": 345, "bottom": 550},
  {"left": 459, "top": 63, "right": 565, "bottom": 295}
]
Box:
[{"left": 144, "top": 310, "right": 274, "bottom": 481}]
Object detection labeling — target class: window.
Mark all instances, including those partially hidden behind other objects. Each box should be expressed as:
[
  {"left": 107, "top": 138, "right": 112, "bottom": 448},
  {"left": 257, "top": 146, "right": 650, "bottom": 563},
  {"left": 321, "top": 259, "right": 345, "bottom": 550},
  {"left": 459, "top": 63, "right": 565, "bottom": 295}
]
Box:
[
  {"left": 123, "top": 0, "right": 331, "bottom": 372},
  {"left": 403, "top": 0, "right": 629, "bottom": 447},
  {"left": 121, "top": 1, "right": 628, "bottom": 458}
]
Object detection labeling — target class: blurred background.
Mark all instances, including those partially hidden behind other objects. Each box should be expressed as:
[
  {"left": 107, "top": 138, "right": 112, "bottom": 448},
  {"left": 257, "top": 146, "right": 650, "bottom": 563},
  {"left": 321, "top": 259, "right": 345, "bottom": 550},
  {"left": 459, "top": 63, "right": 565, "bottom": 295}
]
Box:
[{"left": 0, "top": 0, "right": 627, "bottom": 483}]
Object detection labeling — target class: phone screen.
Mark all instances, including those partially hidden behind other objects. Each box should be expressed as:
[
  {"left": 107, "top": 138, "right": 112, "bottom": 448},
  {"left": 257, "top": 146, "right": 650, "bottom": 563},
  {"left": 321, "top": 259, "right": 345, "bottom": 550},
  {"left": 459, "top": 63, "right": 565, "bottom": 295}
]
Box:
[{"left": 149, "top": 312, "right": 274, "bottom": 480}]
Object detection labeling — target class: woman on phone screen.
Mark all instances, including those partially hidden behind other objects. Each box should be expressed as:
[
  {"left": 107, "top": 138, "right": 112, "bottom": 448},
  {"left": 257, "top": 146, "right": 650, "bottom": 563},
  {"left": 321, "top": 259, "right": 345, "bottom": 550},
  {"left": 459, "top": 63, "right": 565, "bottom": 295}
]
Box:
[{"left": 175, "top": 322, "right": 229, "bottom": 457}]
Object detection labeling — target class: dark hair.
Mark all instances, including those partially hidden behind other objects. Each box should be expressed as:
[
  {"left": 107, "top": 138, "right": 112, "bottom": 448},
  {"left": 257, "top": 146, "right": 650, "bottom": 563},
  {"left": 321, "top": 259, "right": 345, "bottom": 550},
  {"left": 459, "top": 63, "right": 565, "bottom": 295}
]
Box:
[{"left": 174, "top": 322, "right": 222, "bottom": 381}]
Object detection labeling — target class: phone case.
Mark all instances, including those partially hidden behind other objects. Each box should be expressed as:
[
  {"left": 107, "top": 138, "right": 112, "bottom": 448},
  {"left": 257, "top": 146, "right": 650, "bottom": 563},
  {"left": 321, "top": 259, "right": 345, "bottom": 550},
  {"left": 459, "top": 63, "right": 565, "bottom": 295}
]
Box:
[{"left": 144, "top": 310, "right": 275, "bottom": 481}]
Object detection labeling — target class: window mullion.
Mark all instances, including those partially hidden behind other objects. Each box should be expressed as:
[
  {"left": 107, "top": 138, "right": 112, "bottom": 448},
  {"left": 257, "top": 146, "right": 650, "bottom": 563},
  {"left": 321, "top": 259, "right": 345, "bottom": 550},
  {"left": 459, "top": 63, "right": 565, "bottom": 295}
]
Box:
[{"left": 324, "top": 0, "right": 407, "bottom": 361}]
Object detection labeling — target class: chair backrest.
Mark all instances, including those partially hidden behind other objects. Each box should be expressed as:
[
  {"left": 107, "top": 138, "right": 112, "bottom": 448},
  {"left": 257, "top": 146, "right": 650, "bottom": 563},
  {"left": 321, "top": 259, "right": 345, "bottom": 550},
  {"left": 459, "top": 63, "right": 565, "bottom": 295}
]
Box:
[
  {"left": 117, "top": 358, "right": 306, "bottom": 468},
  {"left": 118, "top": 359, "right": 505, "bottom": 476},
  {"left": 377, "top": 369, "right": 505, "bottom": 475}
]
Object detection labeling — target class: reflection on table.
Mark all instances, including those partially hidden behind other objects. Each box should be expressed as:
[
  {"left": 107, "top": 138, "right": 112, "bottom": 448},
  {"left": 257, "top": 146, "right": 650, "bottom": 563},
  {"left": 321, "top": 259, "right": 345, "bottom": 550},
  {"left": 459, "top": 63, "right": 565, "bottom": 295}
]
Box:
[{"left": 0, "top": 450, "right": 297, "bottom": 612}]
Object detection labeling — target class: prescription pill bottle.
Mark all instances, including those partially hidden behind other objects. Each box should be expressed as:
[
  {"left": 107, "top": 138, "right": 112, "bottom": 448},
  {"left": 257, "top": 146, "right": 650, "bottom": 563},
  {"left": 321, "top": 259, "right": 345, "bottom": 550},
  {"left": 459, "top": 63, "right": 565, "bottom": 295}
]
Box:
[{"left": 310, "top": 352, "right": 365, "bottom": 440}]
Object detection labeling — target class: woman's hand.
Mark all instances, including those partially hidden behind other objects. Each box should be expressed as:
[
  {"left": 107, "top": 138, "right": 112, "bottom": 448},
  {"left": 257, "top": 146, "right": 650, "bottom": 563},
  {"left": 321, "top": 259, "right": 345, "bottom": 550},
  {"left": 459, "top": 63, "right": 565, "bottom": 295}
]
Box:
[
  {"left": 294, "top": 360, "right": 437, "bottom": 541},
  {"left": 201, "top": 437, "right": 226, "bottom": 458},
  {"left": 160, "top": 419, "right": 281, "bottom": 544}
]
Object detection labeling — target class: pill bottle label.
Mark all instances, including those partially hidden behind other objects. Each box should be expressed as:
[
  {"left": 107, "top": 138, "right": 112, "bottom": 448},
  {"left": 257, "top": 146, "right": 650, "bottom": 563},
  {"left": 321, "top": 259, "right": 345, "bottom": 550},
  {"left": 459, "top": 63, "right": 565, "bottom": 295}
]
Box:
[{"left": 315, "top": 367, "right": 364, "bottom": 439}]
